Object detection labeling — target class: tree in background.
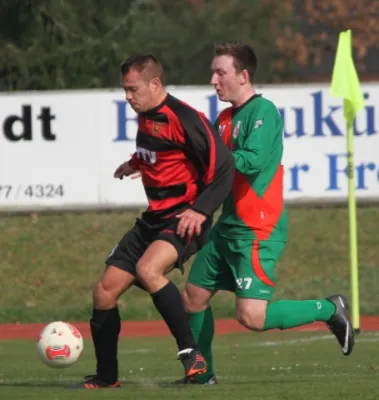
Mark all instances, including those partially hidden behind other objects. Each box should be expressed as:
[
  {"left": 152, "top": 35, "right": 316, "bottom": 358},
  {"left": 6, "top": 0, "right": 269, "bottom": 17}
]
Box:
[
  {"left": 0, "top": 0, "right": 138, "bottom": 90},
  {"left": 0, "top": 0, "right": 378, "bottom": 91},
  {"left": 0, "top": 0, "right": 294, "bottom": 90},
  {"left": 275, "top": 0, "right": 379, "bottom": 80}
]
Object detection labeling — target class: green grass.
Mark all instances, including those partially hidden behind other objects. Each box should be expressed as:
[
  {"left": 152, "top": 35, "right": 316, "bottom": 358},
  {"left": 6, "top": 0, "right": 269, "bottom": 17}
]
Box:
[
  {"left": 0, "top": 332, "right": 378, "bottom": 400},
  {"left": 0, "top": 206, "right": 378, "bottom": 323}
]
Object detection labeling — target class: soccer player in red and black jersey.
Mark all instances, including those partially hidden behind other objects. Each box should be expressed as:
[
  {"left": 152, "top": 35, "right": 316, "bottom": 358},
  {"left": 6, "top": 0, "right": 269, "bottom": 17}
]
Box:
[{"left": 70, "top": 54, "right": 234, "bottom": 389}]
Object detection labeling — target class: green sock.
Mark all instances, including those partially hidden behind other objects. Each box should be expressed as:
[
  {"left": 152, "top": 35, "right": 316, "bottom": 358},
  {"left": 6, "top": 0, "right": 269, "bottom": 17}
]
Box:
[
  {"left": 263, "top": 299, "right": 336, "bottom": 330},
  {"left": 187, "top": 307, "right": 215, "bottom": 382}
]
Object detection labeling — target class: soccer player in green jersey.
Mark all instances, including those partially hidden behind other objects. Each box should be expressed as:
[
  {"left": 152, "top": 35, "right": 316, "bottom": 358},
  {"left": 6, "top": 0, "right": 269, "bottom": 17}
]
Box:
[{"left": 176, "top": 41, "right": 355, "bottom": 384}]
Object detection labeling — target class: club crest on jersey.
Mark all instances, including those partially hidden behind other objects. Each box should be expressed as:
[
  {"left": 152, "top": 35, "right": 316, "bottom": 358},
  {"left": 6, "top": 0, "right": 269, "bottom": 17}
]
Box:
[
  {"left": 153, "top": 122, "right": 160, "bottom": 134},
  {"left": 233, "top": 121, "right": 242, "bottom": 138},
  {"left": 152, "top": 122, "right": 165, "bottom": 135}
]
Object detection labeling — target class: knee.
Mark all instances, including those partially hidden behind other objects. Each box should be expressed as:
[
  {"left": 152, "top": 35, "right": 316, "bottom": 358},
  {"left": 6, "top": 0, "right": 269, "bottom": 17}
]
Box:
[
  {"left": 136, "top": 261, "right": 161, "bottom": 287},
  {"left": 182, "top": 285, "right": 210, "bottom": 314},
  {"left": 93, "top": 279, "right": 117, "bottom": 309},
  {"left": 236, "top": 309, "right": 266, "bottom": 332}
]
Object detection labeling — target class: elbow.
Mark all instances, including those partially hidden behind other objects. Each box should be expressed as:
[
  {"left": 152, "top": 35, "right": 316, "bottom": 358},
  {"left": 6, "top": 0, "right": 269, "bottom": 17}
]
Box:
[
  {"left": 238, "top": 158, "right": 264, "bottom": 175},
  {"left": 233, "top": 151, "right": 265, "bottom": 175}
]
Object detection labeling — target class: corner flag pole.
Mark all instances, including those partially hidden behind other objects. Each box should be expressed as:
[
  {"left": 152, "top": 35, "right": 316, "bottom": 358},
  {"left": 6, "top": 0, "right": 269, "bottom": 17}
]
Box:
[
  {"left": 346, "top": 117, "right": 360, "bottom": 333},
  {"left": 330, "top": 29, "right": 365, "bottom": 333}
]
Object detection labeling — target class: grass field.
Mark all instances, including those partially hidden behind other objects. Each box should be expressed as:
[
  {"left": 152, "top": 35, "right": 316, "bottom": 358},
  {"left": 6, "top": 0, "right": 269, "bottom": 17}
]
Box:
[
  {"left": 0, "top": 206, "right": 378, "bottom": 323},
  {"left": 0, "top": 331, "right": 378, "bottom": 400}
]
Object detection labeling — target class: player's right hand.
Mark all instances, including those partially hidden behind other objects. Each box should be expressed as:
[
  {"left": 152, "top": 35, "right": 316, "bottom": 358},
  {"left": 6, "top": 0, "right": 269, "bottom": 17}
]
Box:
[
  {"left": 113, "top": 161, "right": 137, "bottom": 180},
  {"left": 176, "top": 209, "right": 206, "bottom": 239}
]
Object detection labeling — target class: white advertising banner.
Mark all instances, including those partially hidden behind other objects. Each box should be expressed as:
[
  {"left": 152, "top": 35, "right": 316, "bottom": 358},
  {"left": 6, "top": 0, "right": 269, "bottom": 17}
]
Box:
[{"left": 0, "top": 83, "right": 378, "bottom": 211}]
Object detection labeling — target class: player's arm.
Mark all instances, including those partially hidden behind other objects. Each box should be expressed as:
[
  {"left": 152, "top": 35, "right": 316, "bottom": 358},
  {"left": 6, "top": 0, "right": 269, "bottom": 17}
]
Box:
[
  {"left": 121, "top": 117, "right": 142, "bottom": 172},
  {"left": 184, "top": 113, "right": 235, "bottom": 217},
  {"left": 113, "top": 153, "right": 140, "bottom": 180},
  {"left": 233, "top": 109, "right": 281, "bottom": 175},
  {"left": 114, "top": 116, "right": 142, "bottom": 179}
]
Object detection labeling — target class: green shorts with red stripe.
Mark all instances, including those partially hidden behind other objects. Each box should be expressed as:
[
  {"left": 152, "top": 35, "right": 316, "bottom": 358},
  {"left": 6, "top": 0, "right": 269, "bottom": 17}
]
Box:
[{"left": 187, "top": 227, "right": 286, "bottom": 300}]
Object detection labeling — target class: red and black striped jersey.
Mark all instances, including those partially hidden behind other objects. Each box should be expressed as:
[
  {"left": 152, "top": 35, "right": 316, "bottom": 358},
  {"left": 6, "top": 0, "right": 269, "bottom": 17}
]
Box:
[{"left": 128, "top": 93, "right": 234, "bottom": 227}]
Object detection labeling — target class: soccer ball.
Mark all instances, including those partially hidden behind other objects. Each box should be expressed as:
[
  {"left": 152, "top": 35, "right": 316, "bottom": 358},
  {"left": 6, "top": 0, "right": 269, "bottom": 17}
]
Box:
[{"left": 36, "top": 321, "right": 84, "bottom": 368}]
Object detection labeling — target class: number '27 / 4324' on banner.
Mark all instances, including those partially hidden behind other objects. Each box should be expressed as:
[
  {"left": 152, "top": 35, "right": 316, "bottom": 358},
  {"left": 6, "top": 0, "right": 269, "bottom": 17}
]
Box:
[{"left": 0, "top": 184, "right": 64, "bottom": 201}]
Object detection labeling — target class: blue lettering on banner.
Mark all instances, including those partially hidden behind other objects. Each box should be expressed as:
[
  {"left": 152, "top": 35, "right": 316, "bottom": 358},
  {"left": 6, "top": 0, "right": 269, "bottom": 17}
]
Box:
[
  {"left": 354, "top": 93, "right": 376, "bottom": 136},
  {"left": 284, "top": 156, "right": 379, "bottom": 194},
  {"left": 312, "top": 91, "right": 342, "bottom": 136},
  {"left": 288, "top": 164, "right": 310, "bottom": 191},
  {"left": 113, "top": 91, "right": 377, "bottom": 141},
  {"left": 279, "top": 107, "right": 305, "bottom": 137},
  {"left": 113, "top": 101, "right": 138, "bottom": 141},
  {"left": 326, "top": 154, "right": 378, "bottom": 191},
  {"left": 280, "top": 91, "right": 376, "bottom": 138}
]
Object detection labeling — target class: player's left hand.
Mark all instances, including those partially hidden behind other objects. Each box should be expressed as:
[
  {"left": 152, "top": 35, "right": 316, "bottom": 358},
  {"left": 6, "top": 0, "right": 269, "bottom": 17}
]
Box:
[{"left": 176, "top": 209, "right": 207, "bottom": 239}]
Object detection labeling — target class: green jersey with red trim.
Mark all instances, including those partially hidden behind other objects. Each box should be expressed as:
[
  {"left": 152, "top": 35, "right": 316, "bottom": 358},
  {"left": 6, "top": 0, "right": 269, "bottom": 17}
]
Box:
[{"left": 214, "top": 94, "right": 288, "bottom": 242}]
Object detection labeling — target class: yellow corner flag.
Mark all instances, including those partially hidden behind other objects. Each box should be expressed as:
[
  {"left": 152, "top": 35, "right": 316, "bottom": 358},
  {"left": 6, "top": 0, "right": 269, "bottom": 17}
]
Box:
[{"left": 330, "top": 29, "right": 365, "bottom": 333}]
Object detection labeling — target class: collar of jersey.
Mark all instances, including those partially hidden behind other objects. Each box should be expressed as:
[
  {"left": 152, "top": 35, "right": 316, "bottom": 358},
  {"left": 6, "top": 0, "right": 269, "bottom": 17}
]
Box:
[
  {"left": 232, "top": 93, "right": 262, "bottom": 116},
  {"left": 140, "top": 93, "right": 170, "bottom": 116}
]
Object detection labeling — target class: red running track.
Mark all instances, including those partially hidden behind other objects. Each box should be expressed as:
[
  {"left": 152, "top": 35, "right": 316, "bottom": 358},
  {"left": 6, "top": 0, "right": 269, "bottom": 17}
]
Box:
[{"left": 1, "top": 317, "right": 378, "bottom": 340}]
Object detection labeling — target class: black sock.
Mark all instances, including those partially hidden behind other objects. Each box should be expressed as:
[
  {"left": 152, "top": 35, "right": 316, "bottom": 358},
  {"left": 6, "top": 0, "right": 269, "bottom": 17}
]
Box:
[
  {"left": 90, "top": 307, "right": 121, "bottom": 384},
  {"left": 151, "top": 281, "right": 197, "bottom": 351}
]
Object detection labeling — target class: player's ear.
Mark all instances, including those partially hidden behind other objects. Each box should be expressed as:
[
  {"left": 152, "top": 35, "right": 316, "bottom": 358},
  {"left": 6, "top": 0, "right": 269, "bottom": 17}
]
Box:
[
  {"left": 150, "top": 77, "right": 161, "bottom": 92},
  {"left": 240, "top": 69, "right": 249, "bottom": 85}
]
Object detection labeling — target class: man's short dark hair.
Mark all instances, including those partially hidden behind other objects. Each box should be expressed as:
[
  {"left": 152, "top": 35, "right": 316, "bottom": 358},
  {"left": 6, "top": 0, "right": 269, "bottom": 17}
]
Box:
[
  {"left": 120, "top": 54, "right": 165, "bottom": 83},
  {"left": 214, "top": 41, "right": 258, "bottom": 82}
]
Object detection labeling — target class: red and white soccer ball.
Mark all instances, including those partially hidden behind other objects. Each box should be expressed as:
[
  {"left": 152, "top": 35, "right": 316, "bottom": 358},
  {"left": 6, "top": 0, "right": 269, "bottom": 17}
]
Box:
[{"left": 36, "top": 321, "right": 84, "bottom": 368}]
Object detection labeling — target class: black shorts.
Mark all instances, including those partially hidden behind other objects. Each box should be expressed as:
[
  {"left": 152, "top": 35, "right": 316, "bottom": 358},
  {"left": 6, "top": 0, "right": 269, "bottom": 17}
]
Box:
[{"left": 105, "top": 217, "right": 211, "bottom": 276}]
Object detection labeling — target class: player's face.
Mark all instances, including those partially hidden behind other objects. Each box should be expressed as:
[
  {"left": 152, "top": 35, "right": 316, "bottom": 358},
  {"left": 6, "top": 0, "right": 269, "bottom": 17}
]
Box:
[
  {"left": 121, "top": 69, "right": 159, "bottom": 113},
  {"left": 210, "top": 55, "right": 244, "bottom": 103}
]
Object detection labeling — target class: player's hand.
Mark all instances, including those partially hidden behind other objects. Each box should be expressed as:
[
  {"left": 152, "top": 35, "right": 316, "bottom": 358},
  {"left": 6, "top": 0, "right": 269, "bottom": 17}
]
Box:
[
  {"left": 113, "top": 161, "right": 137, "bottom": 180},
  {"left": 176, "top": 209, "right": 207, "bottom": 239}
]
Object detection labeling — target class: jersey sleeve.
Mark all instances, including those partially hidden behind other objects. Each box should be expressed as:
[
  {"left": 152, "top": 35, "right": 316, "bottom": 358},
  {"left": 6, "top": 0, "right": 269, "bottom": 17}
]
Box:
[
  {"left": 233, "top": 105, "right": 282, "bottom": 175},
  {"left": 182, "top": 113, "right": 234, "bottom": 217}
]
